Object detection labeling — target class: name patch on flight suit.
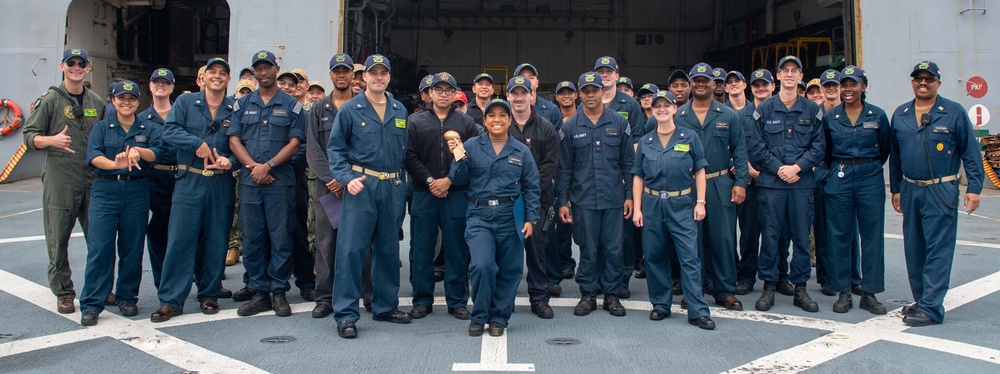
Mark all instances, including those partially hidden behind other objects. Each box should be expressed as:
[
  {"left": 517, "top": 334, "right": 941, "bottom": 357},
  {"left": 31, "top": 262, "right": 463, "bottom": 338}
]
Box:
[
  {"left": 617, "top": 111, "right": 629, "bottom": 120},
  {"left": 797, "top": 119, "right": 812, "bottom": 125},
  {"left": 273, "top": 109, "right": 289, "bottom": 117},
  {"left": 395, "top": 118, "right": 407, "bottom": 128},
  {"left": 863, "top": 122, "right": 878, "bottom": 129},
  {"left": 508, "top": 156, "right": 523, "bottom": 166},
  {"left": 605, "top": 128, "right": 619, "bottom": 137},
  {"left": 673, "top": 143, "right": 690, "bottom": 152},
  {"left": 83, "top": 109, "right": 98, "bottom": 117},
  {"left": 932, "top": 125, "right": 949, "bottom": 134},
  {"left": 135, "top": 135, "right": 148, "bottom": 143},
  {"left": 715, "top": 122, "right": 729, "bottom": 130}
]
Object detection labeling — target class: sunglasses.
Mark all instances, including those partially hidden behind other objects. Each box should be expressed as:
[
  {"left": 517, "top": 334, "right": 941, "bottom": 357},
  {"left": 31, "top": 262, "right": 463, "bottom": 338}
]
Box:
[
  {"left": 912, "top": 76, "right": 938, "bottom": 84},
  {"left": 65, "top": 60, "right": 88, "bottom": 68}
]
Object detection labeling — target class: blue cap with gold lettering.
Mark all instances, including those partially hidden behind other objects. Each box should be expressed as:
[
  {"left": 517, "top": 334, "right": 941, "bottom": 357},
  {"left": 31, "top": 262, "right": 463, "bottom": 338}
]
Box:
[
  {"left": 150, "top": 68, "right": 175, "bottom": 84},
  {"left": 364, "top": 54, "right": 391, "bottom": 72},
  {"left": 507, "top": 75, "right": 533, "bottom": 93},
  {"left": 578, "top": 71, "right": 603, "bottom": 89},
  {"left": 910, "top": 60, "right": 941, "bottom": 78},
  {"left": 111, "top": 80, "right": 141, "bottom": 98}
]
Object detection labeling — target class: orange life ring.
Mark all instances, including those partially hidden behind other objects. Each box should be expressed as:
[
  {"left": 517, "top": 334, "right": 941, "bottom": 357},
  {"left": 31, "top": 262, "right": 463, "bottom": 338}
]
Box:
[{"left": 0, "top": 99, "right": 24, "bottom": 138}]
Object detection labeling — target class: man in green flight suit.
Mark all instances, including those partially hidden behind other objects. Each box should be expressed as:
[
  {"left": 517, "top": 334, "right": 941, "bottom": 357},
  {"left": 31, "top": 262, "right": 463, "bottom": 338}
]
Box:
[{"left": 22, "top": 48, "right": 106, "bottom": 314}]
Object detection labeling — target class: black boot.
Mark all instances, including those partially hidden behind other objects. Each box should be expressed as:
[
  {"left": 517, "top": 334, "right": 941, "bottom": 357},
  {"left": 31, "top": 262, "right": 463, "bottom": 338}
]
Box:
[
  {"left": 793, "top": 283, "right": 819, "bottom": 312},
  {"left": 755, "top": 281, "right": 775, "bottom": 311},
  {"left": 832, "top": 292, "right": 852, "bottom": 313},
  {"left": 573, "top": 292, "right": 597, "bottom": 316}
]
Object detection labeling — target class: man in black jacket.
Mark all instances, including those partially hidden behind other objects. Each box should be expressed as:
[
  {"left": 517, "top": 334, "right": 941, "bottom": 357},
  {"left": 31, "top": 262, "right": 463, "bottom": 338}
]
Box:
[
  {"left": 506, "top": 75, "right": 559, "bottom": 318},
  {"left": 403, "top": 72, "right": 482, "bottom": 320}
]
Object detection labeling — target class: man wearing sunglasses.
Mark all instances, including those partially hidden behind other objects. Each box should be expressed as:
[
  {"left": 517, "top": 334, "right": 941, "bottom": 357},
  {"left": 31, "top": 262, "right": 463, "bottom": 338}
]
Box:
[
  {"left": 23, "top": 48, "right": 106, "bottom": 314},
  {"left": 889, "top": 61, "right": 983, "bottom": 327}
]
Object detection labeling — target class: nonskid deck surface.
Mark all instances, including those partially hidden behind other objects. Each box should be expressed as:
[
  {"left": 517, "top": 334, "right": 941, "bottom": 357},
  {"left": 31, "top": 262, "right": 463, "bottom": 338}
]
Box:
[{"left": 1, "top": 177, "right": 999, "bottom": 374}]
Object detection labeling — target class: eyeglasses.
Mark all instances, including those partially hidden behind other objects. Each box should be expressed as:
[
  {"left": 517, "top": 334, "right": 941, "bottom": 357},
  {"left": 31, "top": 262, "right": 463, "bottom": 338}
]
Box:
[
  {"left": 432, "top": 87, "right": 456, "bottom": 95},
  {"left": 912, "top": 76, "right": 938, "bottom": 84},
  {"left": 65, "top": 60, "right": 88, "bottom": 68}
]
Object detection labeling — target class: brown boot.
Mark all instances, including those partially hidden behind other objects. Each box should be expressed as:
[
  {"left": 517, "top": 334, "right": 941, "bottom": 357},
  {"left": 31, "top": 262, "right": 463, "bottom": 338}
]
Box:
[
  {"left": 226, "top": 247, "right": 240, "bottom": 266},
  {"left": 104, "top": 293, "right": 116, "bottom": 306},
  {"left": 57, "top": 297, "right": 76, "bottom": 314}
]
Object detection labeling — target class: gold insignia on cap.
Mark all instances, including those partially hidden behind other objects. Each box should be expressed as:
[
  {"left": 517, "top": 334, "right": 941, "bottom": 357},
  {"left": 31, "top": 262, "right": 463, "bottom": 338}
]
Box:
[
  {"left": 122, "top": 82, "right": 134, "bottom": 91},
  {"left": 335, "top": 55, "right": 346, "bottom": 62},
  {"left": 157, "top": 69, "right": 168, "bottom": 76},
  {"left": 515, "top": 77, "right": 525, "bottom": 84},
  {"left": 844, "top": 67, "right": 855, "bottom": 75},
  {"left": 561, "top": 82, "right": 569, "bottom": 87},
  {"left": 584, "top": 74, "right": 595, "bottom": 82},
  {"left": 71, "top": 49, "right": 81, "bottom": 55},
  {"left": 697, "top": 65, "right": 707, "bottom": 73},
  {"left": 373, "top": 55, "right": 384, "bottom": 63},
  {"left": 713, "top": 70, "right": 722, "bottom": 76},
  {"left": 919, "top": 62, "right": 930, "bottom": 69},
  {"left": 619, "top": 78, "right": 627, "bottom": 83},
  {"left": 755, "top": 71, "right": 764, "bottom": 78},
  {"left": 826, "top": 72, "right": 836, "bottom": 79},
  {"left": 257, "top": 51, "right": 269, "bottom": 58},
  {"left": 601, "top": 57, "right": 611, "bottom": 64},
  {"left": 440, "top": 72, "right": 451, "bottom": 81},
  {"left": 424, "top": 76, "right": 433, "bottom": 84}
]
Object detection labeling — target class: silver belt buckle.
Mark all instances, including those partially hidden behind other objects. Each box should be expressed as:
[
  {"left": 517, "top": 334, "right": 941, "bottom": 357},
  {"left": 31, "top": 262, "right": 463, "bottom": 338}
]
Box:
[
  {"left": 488, "top": 199, "right": 499, "bottom": 206},
  {"left": 658, "top": 191, "right": 669, "bottom": 199}
]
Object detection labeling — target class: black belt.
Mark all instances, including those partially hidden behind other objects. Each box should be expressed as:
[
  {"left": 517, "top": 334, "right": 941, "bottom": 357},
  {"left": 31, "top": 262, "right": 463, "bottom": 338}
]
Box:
[
  {"left": 835, "top": 157, "right": 877, "bottom": 165},
  {"left": 469, "top": 196, "right": 517, "bottom": 206},
  {"left": 98, "top": 175, "right": 145, "bottom": 182}
]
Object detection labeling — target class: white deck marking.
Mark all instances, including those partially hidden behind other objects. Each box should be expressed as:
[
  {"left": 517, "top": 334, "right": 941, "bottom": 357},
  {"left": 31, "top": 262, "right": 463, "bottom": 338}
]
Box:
[
  {"left": 0, "top": 269, "right": 267, "bottom": 373},
  {"left": 0, "top": 232, "right": 83, "bottom": 245},
  {"left": 724, "top": 270, "right": 1000, "bottom": 373},
  {"left": 884, "top": 233, "right": 1000, "bottom": 250},
  {"left": 452, "top": 333, "right": 535, "bottom": 372},
  {"left": 0, "top": 208, "right": 42, "bottom": 220}
]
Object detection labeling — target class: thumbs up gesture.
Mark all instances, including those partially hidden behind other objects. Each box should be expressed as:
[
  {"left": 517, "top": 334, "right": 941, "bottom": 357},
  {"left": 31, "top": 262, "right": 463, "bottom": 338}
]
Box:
[{"left": 444, "top": 131, "right": 466, "bottom": 160}]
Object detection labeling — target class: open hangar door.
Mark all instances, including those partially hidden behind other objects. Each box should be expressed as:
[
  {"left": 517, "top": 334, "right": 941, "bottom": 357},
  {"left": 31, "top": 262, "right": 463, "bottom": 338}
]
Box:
[{"left": 377, "top": 0, "right": 848, "bottom": 100}]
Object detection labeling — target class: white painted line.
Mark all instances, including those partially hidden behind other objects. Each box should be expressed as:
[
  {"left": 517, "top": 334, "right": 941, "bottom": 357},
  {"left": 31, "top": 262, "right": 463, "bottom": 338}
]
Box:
[
  {"left": 452, "top": 333, "right": 535, "bottom": 372},
  {"left": 0, "top": 232, "right": 83, "bottom": 245},
  {"left": 0, "top": 208, "right": 42, "bottom": 220},
  {"left": 0, "top": 329, "right": 106, "bottom": 357},
  {"left": 0, "top": 269, "right": 267, "bottom": 373},
  {"left": 724, "top": 269, "right": 1000, "bottom": 372},
  {"left": 884, "top": 233, "right": 1000, "bottom": 250}
]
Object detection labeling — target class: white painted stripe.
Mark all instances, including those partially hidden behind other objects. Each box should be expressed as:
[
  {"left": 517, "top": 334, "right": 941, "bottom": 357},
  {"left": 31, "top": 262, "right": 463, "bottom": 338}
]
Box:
[
  {"left": 0, "top": 232, "right": 83, "bottom": 244},
  {"left": 724, "top": 269, "right": 1000, "bottom": 372},
  {"left": 0, "top": 329, "right": 106, "bottom": 357},
  {"left": 452, "top": 333, "right": 534, "bottom": 372},
  {"left": 0, "top": 269, "right": 267, "bottom": 373},
  {"left": 884, "top": 233, "right": 1000, "bottom": 250},
  {"left": 0, "top": 208, "right": 42, "bottom": 220}
]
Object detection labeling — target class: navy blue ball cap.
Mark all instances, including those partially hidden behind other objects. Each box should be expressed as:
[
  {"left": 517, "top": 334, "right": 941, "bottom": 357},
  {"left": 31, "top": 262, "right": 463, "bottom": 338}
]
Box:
[
  {"left": 689, "top": 63, "right": 714, "bottom": 80},
  {"left": 150, "top": 68, "right": 175, "bottom": 84},
  {"left": 797, "top": 80, "right": 807, "bottom": 89},
  {"left": 840, "top": 66, "right": 867, "bottom": 83},
  {"left": 712, "top": 67, "right": 726, "bottom": 81},
  {"left": 205, "top": 57, "right": 231, "bottom": 73},
  {"left": 578, "top": 71, "right": 604, "bottom": 90},
  {"left": 726, "top": 71, "right": 745, "bottom": 82},
  {"left": 251, "top": 50, "right": 277, "bottom": 66},
  {"left": 418, "top": 75, "right": 434, "bottom": 91},
  {"left": 111, "top": 80, "right": 141, "bottom": 98},
  {"left": 507, "top": 75, "right": 533, "bottom": 93},
  {"left": 364, "top": 54, "right": 391, "bottom": 72},
  {"left": 329, "top": 53, "right": 354, "bottom": 71},
  {"left": 484, "top": 99, "right": 512, "bottom": 115},
  {"left": 652, "top": 90, "right": 676, "bottom": 105},
  {"left": 594, "top": 56, "right": 618, "bottom": 71},
  {"left": 62, "top": 48, "right": 88, "bottom": 62},
  {"left": 750, "top": 69, "right": 773, "bottom": 83},
  {"left": 669, "top": 69, "right": 690, "bottom": 83},
  {"left": 778, "top": 55, "right": 803, "bottom": 69},
  {"left": 616, "top": 77, "right": 633, "bottom": 89},
  {"left": 820, "top": 69, "right": 841, "bottom": 85},
  {"left": 910, "top": 61, "right": 941, "bottom": 78},
  {"left": 514, "top": 63, "right": 538, "bottom": 76},
  {"left": 636, "top": 83, "right": 659, "bottom": 96},
  {"left": 556, "top": 81, "right": 577, "bottom": 92},
  {"left": 432, "top": 72, "right": 459, "bottom": 90},
  {"left": 474, "top": 73, "right": 494, "bottom": 84}
]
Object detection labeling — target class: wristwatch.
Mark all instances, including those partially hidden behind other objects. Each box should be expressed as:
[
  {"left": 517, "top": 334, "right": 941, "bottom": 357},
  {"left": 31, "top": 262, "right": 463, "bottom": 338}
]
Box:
[
  {"left": 426, "top": 176, "right": 434, "bottom": 185},
  {"left": 266, "top": 160, "right": 276, "bottom": 168},
  {"left": 697, "top": 199, "right": 707, "bottom": 205}
]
